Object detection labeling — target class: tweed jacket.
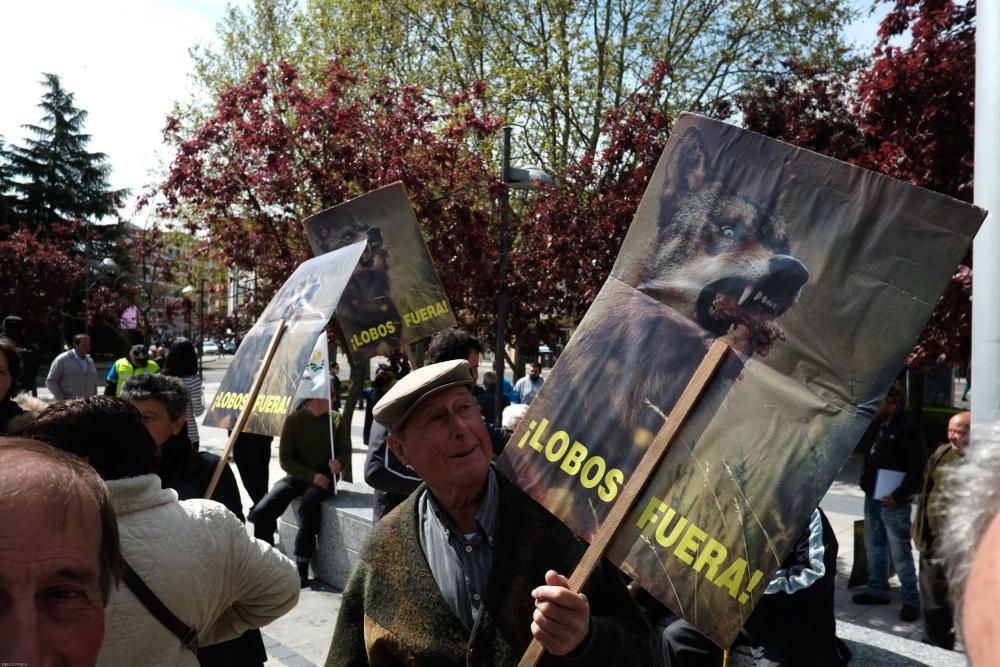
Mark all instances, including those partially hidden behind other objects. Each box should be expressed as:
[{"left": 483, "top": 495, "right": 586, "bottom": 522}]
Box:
[
  {"left": 98, "top": 475, "right": 300, "bottom": 666},
  {"left": 326, "top": 471, "right": 652, "bottom": 666},
  {"left": 912, "top": 443, "right": 961, "bottom": 555}
]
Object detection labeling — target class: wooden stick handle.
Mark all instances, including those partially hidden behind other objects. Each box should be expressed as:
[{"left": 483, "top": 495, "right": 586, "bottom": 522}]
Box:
[
  {"left": 518, "top": 338, "right": 730, "bottom": 666},
  {"left": 204, "top": 319, "right": 288, "bottom": 499}
]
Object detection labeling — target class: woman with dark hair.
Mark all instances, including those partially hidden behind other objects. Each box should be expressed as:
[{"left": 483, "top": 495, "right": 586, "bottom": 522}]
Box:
[
  {"left": 0, "top": 337, "right": 25, "bottom": 434},
  {"left": 162, "top": 338, "right": 205, "bottom": 450}
]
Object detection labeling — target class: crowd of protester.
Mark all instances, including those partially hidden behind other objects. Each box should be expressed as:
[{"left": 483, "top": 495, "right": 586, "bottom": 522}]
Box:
[{"left": 5, "top": 321, "right": 1000, "bottom": 666}]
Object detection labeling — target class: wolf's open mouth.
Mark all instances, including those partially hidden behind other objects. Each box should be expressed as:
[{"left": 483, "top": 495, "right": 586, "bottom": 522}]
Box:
[
  {"left": 704, "top": 287, "right": 787, "bottom": 357},
  {"left": 695, "top": 257, "right": 808, "bottom": 357}
]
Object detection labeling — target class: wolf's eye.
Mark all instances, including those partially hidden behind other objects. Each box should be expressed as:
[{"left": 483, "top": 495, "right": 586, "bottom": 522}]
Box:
[{"left": 720, "top": 225, "right": 736, "bottom": 239}]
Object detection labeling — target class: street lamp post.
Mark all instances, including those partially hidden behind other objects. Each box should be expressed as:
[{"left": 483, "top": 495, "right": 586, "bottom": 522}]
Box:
[
  {"left": 493, "top": 126, "right": 553, "bottom": 421},
  {"left": 494, "top": 127, "right": 513, "bottom": 422},
  {"left": 182, "top": 279, "right": 206, "bottom": 378},
  {"left": 84, "top": 257, "right": 119, "bottom": 336}
]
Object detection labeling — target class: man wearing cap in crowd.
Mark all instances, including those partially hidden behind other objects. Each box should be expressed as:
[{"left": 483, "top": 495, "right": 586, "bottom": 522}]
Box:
[
  {"left": 105, "top": 344, "right": 159, "bottom": 397},
  {"left": 327, "top": 360, "right": 651, "bottom": 665}
]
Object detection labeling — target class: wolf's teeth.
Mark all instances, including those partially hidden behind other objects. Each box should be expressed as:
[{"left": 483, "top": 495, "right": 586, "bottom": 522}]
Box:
[
  {"left": 753, "top": 291, "right": 763, "bottom": 302},
  {"left": 738, "top": 286, "right": 753, "bottom": 305},
  {"left": 728, "top": 323, "right": 736, "bottom": 334}
]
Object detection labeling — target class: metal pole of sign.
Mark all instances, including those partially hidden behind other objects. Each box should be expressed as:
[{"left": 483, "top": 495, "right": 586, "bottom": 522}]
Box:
[
  {"left": 494, "top": 126, "right": 512, "bottom": 423},
  {"left": 198, "top": 278, "right": 205, "bottom": 379}
]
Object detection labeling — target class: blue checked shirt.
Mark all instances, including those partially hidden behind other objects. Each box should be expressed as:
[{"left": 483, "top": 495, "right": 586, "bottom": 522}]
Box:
[{"left": 418, "top": 469, "right": 499, "bottom": 629}]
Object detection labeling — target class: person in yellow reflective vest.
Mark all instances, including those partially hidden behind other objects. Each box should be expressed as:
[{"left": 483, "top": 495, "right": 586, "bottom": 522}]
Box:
[{"left": 105, "top": 344, "right": 159, "bottom": 397}]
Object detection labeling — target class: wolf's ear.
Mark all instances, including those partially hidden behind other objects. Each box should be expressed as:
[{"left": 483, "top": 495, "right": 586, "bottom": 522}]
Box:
[{"left": 662, "top": 126, "right": 709, "bottom": 201}]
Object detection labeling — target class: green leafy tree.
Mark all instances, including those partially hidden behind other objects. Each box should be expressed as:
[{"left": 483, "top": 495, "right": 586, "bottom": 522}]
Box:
[
  {"left": 189, "top": 0, "right": 858, "bottom": 173},
  {"left": 0, "top": 138, "right": 17, "bottom": 222},
  {"left": 5, "top": 74, "right": 123, "bottom": 233},
  {"left": 0, "top": 75, "right": 133, "bottom": 348}
]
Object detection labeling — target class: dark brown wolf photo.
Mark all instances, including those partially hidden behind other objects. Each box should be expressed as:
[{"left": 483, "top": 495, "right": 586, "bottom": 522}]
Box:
[
  {"left": 308, "top": 215, "right": 404, "bottom": 357},
  {"left": 498, "top": 123, "right": 810, "bottom": 541}
]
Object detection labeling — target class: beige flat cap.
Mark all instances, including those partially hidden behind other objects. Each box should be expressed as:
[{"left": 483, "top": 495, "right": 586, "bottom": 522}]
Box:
[{"left": 373, "top": 359, "right": 474, "bottom": 433}]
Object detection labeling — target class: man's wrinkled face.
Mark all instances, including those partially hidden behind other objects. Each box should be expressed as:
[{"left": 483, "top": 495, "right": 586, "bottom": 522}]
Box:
[
  {"left": 947, "top": 413, "right": 970, "bottom": 454},
  {"left": 130, "top": 399, "right": 185, "bottom": 447},
  {"left": 388, "top": 386, "right": 492, "bottom": 496},
  {"left": 0, "top": 489, "right": 106, "bottom": 666}
]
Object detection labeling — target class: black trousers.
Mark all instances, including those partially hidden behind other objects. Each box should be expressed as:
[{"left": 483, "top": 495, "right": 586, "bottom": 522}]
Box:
[
  {"left": 919, "top": 552, "right": 955, "bottom": 649},
  {"left": 232, "top": 432, "right": 273, "bottom": 508},
  {"left": 661, "top": 618, "right": 722, "bottom": 667},
  {"left": 252, "top": 475, "right": 329, "bottom": 559}
]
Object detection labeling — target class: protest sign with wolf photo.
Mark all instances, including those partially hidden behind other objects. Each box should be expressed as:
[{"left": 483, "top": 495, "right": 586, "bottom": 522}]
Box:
[
  {"left": 203, "top": 242, "right": 365, "bottom": 436},
  {"left": 496, "top": 113, "right": 986, "bottom": 646},
  {"left": 302, "top": 182, "right": 456, "bottom": 359}
]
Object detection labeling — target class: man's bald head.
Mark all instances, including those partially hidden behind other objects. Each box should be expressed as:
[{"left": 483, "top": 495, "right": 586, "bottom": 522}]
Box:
[{"left": 948, "top": 411, "right": 971, "bottom": 454}]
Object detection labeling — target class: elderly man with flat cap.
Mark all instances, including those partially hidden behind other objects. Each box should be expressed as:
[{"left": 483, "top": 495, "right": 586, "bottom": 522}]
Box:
[{"left": 327, "top": 360, "right": 651, "bottom": 666}]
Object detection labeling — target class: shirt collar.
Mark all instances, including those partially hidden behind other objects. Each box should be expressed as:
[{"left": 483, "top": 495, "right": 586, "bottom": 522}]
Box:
[{"left": 425, "top": 468, "right": 499, "bottom": 543}]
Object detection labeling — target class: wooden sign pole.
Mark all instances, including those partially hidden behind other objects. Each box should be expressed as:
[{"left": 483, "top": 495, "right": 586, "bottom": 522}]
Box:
[
  {"left": 518, "top": 338, "right": 731, "bottom": 667},
  {"left": 204, "top": 319, "right": 288, "bottom": 500}
]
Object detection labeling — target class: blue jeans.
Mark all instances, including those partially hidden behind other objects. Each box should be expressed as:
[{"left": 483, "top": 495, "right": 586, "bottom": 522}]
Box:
[{"left": 864, "top": 494, "right": 919, "bottom": 606}]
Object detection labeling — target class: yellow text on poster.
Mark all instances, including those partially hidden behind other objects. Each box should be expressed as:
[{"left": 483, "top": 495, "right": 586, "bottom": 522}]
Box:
[
  {"left": 637, "top": 496, "right": 765, "bottom": 605},
  {"left": 516, "top": 417, "right": 624, "bottom": 503},
  {"left": 211, "top": 391, "right": 293, "bottom": 415}
]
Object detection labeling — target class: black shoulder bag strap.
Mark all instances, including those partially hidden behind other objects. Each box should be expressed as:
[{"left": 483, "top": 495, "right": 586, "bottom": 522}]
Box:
[{"left": 122, "top": 561, "right": 199, "bottom": 652}]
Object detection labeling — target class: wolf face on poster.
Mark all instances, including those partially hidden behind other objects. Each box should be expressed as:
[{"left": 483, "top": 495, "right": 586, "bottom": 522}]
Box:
[
  {"left": 303, "top": 182, "right": 456, "bottom": 359},
  {"left": 496, "top": 114, "right": 985, "bottom": 646},
  {"left": 203, "top": 242, "right": 366, "bottom": 436}
]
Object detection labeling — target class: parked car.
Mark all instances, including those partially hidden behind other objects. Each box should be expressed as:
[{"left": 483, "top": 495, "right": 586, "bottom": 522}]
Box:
[
  {"left": 222, "top": 340, "right": 236, "bottom": 354},
  {"left": 201, "top": 340, "right": 220, "bottom": 356}
]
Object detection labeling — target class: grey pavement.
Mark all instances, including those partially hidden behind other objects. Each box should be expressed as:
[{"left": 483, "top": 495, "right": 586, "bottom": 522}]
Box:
[{"left": 35, "top": 356, "right": 971, "bottom": 665}]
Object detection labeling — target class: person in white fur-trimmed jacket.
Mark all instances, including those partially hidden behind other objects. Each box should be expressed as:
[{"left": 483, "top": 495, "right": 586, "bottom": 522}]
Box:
[{"left": 25, "top": 396, "right": 300, "bottom": 667}]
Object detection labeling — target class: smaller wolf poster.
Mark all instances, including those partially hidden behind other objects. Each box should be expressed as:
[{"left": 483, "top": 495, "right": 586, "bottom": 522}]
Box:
[
  {"left": 302, "top": 182, "right": 456, "bottom": 359},
  {"left": 203, "top": 241, "right": 365, "bottom": 436},
  {"left": 496, "top": 114, "right": 986, "bottom": 646}
]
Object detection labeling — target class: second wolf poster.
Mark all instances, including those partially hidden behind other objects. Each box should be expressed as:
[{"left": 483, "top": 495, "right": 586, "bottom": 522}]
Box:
[
  {"left": 302, "top": 182, "right": 456, "bottom": 359},
  {"left": 496, "top": 114, "right": 985, "bottom": 646}
]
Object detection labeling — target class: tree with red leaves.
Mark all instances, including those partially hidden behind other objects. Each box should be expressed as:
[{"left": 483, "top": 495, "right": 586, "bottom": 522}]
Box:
[
  {"left": 738, "top": 0, "right": 976, "bottom": 369},
  {"left": 0, "top": 223, "right": 85, "bottom": 340},
  {"left": 158, "top": 57, "right": 507, "bottom": 352}
]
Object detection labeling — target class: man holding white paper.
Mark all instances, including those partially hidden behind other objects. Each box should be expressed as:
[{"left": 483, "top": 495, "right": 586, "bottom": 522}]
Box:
[{"left": 854, "top": 385, "right": 926, "bottom": 622}]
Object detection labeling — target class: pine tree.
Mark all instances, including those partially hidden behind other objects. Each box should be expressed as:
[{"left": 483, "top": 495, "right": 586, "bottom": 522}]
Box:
[
  {"left": 0, "top": 137, "right": 17, "bottom": 223},
  {"left": 6, "top": 73, "right": 121, "bottom": 233}
]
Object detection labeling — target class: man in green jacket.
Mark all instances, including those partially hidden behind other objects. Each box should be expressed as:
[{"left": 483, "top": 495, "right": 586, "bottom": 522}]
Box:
[
  {"left": 912, "top": 410, "right": 969, "bottom": 649},
  {"left": 327, "top": 360, "right": 650, "bottom": 666},
  {"left": 251, "top": 395, "right": 352, "bottom": 586}
]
